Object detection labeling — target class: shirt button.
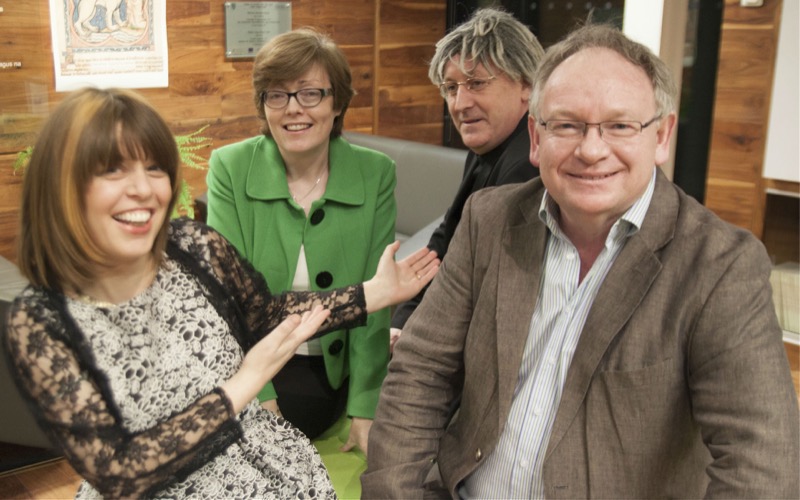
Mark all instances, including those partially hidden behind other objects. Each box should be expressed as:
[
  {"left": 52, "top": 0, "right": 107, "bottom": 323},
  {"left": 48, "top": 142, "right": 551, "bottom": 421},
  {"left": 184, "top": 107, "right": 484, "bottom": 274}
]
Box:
[
  {"left": 534, "top": 407, "right": 542, "bottom": 416},
  {"left": 310, "top": 209, "right": 325, "bottom": 225},
  {"left": 566, "top": 251, "right": 576, "bottom": 260},
  {"left": 328, "top": 339, "right": 344, "bottom": 355},
  {"left": 520, "top": 458, "right": 529, "bottom": 468},
  {"left": 315, "top": 271, "right": 333, "bottom": 288}
]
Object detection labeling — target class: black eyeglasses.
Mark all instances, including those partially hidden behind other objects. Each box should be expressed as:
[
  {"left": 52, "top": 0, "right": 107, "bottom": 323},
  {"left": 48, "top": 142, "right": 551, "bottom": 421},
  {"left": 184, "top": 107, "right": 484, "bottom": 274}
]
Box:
[
  {"left": 261, "top": 88, "right": 334, "bottom": 109},
  {"left": 438, "top": 76, "right": 497, "bottom": 98},
  {"left": 538, "top": 115, "right": 662, "bottom": 144}
]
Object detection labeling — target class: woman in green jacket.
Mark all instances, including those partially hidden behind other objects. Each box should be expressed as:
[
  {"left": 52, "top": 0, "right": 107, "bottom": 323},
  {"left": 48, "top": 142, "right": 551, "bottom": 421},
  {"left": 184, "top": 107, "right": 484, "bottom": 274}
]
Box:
[{"left": 206, "top": 28, "right": 395, "bottom": 456}]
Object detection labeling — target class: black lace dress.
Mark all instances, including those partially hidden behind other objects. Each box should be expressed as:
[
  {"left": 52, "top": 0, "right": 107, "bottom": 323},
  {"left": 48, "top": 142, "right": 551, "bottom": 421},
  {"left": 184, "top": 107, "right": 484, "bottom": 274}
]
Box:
[{"left": 3, "top": 219, "right": 367, "bottom": 498}]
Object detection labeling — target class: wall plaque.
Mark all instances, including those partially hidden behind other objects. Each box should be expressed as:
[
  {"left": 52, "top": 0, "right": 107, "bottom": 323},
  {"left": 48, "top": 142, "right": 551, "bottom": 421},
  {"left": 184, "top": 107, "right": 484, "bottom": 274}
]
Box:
[{"left": 224, "top": 2, "right": 291, "bottom": 59}]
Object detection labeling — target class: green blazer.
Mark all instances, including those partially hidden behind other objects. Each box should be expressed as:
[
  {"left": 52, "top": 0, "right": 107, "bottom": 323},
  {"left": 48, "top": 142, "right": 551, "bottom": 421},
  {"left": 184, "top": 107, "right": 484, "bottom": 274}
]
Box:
[{"left": 206, "top": 135, "right": 396, "bottom": 419}]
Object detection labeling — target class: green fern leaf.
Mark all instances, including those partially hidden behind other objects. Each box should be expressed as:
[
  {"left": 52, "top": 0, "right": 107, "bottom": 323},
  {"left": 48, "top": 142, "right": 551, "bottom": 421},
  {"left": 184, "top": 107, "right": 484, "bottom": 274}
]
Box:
[
  {"left": 13, "top": 146, "right": 34, "bottom": 175},
  {"left": 173, "top": 179, "right": 195, "bottom": 219},
  {"left": 174, "top": 125, "right": 212, "bottom": 170}
]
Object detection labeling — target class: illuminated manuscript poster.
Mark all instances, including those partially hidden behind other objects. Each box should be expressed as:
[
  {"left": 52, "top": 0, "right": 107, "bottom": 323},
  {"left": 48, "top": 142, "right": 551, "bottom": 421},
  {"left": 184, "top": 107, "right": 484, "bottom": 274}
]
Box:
[{"left": 49, "top": 0, "right": 168, "bottom": 91}]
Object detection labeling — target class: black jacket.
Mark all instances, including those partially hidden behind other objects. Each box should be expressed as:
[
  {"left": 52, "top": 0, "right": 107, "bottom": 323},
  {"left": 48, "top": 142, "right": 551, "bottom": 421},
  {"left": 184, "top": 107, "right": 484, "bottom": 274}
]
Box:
[{"left": 392, "top": 115, "right": 538, "bottom": 328}]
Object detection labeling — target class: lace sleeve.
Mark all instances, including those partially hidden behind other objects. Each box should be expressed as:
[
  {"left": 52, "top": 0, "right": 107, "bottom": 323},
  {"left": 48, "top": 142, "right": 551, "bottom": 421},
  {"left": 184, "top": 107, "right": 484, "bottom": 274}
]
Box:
[
  {"left": 172, "top": 219, "right": 368, "bottom": 342},
  {"left": 3, "top": 295, "right": 243, "bottom": 499}
]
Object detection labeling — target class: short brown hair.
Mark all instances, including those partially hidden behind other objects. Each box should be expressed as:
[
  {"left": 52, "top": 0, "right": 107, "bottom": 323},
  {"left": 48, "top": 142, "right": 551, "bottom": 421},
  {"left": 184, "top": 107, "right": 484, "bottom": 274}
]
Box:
[
  {"left": 17, "top": 87, "right": 181, "bottom": 291},
  {"left": 252, "top": 28, "right": 355, "bottom": 138},
  {"left": 530, "top": 23, "right": 677, "bottom": 119}
]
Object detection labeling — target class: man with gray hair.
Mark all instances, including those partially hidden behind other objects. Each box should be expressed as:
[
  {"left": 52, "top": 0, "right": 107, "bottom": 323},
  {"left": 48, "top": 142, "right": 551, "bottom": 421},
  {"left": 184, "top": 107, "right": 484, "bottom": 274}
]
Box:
[
  {"left": 390, "top": 8, "right": 544, "bottom": 344},
  {"left": 364, "top": 22, "right": 799, "bottom": 498}
]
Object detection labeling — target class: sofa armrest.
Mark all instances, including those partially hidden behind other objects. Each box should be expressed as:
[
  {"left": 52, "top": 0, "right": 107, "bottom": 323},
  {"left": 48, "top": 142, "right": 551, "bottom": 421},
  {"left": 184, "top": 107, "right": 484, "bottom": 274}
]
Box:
[
  {"left": 0, "top": 257, "right": 55, "bottom": 449},
  {"left": 396, "top": 216, "right": 444, "bottom": 261}
]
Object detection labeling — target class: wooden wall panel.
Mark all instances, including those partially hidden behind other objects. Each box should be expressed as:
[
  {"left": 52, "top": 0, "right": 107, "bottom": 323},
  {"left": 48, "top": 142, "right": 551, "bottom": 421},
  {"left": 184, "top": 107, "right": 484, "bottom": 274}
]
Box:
[
  {"left": 0, "top": 2, "right": 52, "bottom": 155},
  {"left": 0, "top": 0, "right": 447, "bottom": 261},
  {"left": 708, "top": 121, "right": 767, "bottom": 181},
  {"left": 376, "top": 1, "right": 446, "bottom": 141},
  {"left": 0, "top": 155, "right": 24, "bottom": 264},
  {"left": 293, "top": 2, "right": 376, "bottom": 45},
  {"left": 715, "top": 29, "right": 779, "bottom": 91},
  {"left": 379, "top": 2, "right": 446, "bottom": 42},
  {"left": 705, "top": 0, "right": 782, "bottom": 237},
  {"left": 343, "top": 46, "right": 376, "bottom": 114},
  {"left": 705, "top": 179, "right": 759, "bottom": 229}
]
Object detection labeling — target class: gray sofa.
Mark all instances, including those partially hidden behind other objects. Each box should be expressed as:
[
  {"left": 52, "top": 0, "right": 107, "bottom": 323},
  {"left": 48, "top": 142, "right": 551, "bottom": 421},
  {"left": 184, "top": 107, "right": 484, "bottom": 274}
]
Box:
[
  {"left": 343, "top": 132, "right": 466, "bottom": 258},
  {"left": 0, "top": 256, "right": 53, "bottom": 448}
]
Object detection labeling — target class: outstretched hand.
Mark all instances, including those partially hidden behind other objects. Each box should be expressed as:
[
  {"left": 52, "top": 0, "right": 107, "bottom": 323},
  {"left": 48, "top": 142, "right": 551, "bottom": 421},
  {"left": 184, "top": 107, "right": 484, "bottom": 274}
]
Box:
[
  {"left": 222, "top": 306, "right": 331, "bottom": 414},
  {"left": 364, "top": 242, "right": 439, "bottom": 313}
]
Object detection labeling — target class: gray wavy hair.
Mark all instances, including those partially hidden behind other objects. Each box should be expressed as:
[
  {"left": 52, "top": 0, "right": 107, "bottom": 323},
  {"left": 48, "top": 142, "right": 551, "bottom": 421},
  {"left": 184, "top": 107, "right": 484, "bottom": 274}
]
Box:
[
  {"left": 530, "top": 23, "right": 677, "bottom": 118},
  {"left": 428, "top": 8, "right": 544, "bottom": 86}
]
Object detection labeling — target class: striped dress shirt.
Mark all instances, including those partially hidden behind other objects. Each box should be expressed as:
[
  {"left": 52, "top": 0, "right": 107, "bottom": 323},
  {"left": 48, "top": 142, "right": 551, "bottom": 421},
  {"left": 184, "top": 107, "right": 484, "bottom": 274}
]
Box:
[{"left": 461, "top": 168, "right": 656, "bottom": 499}]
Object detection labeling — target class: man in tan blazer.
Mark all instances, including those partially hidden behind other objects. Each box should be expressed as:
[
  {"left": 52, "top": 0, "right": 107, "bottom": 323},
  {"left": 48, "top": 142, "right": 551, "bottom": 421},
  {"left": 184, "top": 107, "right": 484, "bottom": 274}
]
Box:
[{"left": 363, "top": 23, "right": 800, "bottom": 498}]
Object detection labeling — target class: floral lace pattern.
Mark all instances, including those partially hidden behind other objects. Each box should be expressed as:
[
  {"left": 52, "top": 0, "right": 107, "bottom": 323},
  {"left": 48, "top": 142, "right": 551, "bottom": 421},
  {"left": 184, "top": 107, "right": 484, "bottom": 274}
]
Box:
[{"left": 3, "top": 218, "right": 366, "bottom": 498}]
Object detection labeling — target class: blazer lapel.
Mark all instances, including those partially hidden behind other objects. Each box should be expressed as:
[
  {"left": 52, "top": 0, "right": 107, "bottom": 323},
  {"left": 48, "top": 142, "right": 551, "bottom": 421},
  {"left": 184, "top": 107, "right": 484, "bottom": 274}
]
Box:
[
  {"left": 323, "top": 137, "right": 365, "bottom": 206},
  {"left": 496, "top": 186, "right": 548, "bottom": 426},
  {"left": 545, "top": 169, "right": 679, "bottom": 456},
  {"left": 245, "top": 136, "right": 291, "bottom": 201}
]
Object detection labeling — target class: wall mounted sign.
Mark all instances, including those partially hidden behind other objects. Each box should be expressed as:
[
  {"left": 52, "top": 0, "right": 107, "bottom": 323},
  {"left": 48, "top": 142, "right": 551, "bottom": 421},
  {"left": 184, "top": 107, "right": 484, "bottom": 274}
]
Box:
[{"left": 224, "top": 2, "right": 291, "bottom": 59}]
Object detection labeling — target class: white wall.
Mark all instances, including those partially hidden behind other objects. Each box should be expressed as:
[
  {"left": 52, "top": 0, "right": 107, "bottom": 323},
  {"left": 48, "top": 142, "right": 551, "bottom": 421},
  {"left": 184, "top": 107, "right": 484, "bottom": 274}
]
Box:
[
  {"left": 763, "top": 0, "right": 799, "bottom": 184},
  {"left": 622, "top": 0, "right": 665, "bottom": 53}
]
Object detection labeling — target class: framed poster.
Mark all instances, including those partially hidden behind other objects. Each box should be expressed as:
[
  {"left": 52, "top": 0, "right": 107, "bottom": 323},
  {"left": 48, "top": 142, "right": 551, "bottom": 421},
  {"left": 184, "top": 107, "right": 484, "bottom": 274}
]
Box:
[{"left": 49, "top": 0, "right": 169, "bottom": 90}]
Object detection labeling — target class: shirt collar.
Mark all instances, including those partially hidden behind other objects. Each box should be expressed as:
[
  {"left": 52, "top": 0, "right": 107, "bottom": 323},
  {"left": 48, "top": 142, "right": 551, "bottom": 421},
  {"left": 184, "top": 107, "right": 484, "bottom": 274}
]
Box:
[{"left": 245, "top": 136, "right": 365, "bottom": 206}]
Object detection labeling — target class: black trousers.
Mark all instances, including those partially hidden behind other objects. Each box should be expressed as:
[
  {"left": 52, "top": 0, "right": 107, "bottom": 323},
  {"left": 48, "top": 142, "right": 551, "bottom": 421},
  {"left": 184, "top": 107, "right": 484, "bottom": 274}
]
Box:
[{"left": 271, "top": 354, "right": 348, "bottom": 439}]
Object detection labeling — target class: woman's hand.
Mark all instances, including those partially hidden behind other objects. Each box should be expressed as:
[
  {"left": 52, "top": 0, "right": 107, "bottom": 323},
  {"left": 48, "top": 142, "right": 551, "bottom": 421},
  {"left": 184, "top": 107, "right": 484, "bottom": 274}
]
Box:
[
  {"left": 363, "top": 242, "right": 439, "bottom": 313},
  {"left": 340, "top": 417, "right": 372, "bottom": 457},
  {"left": 221, "top": 306, "right": 330, "bottom": 414},
  {"left": 389, "top": 327, "right": 402, "bottom": 354}
]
